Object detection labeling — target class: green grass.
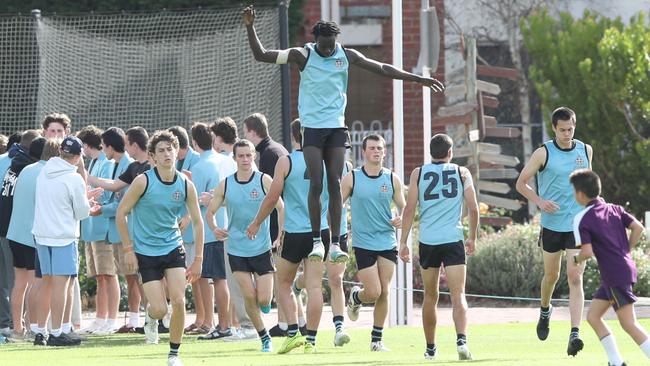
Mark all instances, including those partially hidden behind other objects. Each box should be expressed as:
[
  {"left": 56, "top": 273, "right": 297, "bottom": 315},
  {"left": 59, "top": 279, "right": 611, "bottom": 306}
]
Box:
[{"left": 3, "top": 320, "right": 649, "bottom": 365}]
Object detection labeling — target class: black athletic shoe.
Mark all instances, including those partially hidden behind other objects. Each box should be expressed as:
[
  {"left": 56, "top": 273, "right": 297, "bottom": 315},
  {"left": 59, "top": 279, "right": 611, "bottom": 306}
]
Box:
[
  {"left": 134, "top": 326, "right": 145, "bottom": 334},
  {"left": 158, "top": 323, "right": 170, "bottom": 334},
  {"left": 33, "top": 333, "right": 47, "bottom": 346},
  {"left": 608, "top": 363, "right": 626, "bottom": 366},
  {"left": 536, "top": 306, "right": 552, "bottom": 341},
  {"left": 46, "top": 333, "right": 81, "bottom": 347},
  {"left": 567, "top": 336, "right": 584, "bottom": 356},
  {"left": 269, "top": 324, "right": 287, "bottom": 337},
  {"left": 299, "top": 325, "right": 307, "bottom": 336},
  {"left": 197, "top": 326, "right": 232, "bottom": 340}
]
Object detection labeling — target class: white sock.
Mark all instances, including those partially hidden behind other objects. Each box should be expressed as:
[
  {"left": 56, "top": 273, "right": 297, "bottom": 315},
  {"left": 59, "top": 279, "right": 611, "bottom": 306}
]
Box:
[
  {"left": 298, "top": 316, "right": 306, "bottom": 328},
  {"left": 601, "top": 334, "right": 625, "bottom": 366},
  {"left": 37, "top": 327, "right": 47, "bottom": 336},
  {"left": 128, "top": 312, "right": 139, "bottom": 327},
  {"left": 640, "top": 339, "right": 650, "bottom": 358},
  {"left": 96, "top": 318, "right": 106, "bottom": 327},
  {"left": 62, "top": 323, "right": 72, "bottom": 334},
  {"left": 51, "top": 328, "right": 62, "bottom": 337},
  {"left": 30, "top": 324, "right": 38, "bottom": 333},
  {"left": 278, "top": 322, "right": 287, "bottom": 331},
  {"left": 105, "top": 319, "right": 116, "bottom": 329}
]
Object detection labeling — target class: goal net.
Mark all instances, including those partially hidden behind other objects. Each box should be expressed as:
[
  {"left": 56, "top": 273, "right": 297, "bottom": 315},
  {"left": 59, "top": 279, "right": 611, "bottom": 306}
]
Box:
[{"left": 0, "top": 6, "right": 283, "bottom": 140}]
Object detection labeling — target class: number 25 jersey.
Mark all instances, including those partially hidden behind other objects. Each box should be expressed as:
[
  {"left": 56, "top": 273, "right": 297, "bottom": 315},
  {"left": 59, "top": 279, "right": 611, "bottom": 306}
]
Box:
[{"left": 418, "top": 162, "right": 464, "bottom": 245}]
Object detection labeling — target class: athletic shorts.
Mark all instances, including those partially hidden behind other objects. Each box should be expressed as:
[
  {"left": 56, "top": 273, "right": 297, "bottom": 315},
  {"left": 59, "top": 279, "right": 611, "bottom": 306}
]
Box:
[
  {"left": 281, "top": 229, "right": 331, "bottom": 264},
  {"left": 593, "top": 283, "right": 637, "bottom": 311},
  {"left": 419, "top": 241, "right": 466, "bottom": 269},
  {"left": 183, "top": 242, "right": 196, "bottom": 267},
  {"left": 114, "top": 242, "right": 138, "bottom": 276},
  {"left": 34, "top": 250, "right": 42, "bottom": 278},
  {"left": 35, "top": 241, "right": 79, "bottom": 276},
  {"left": 9, "top": 240, "right": 36, "bottom": 270},
  {"left": 302, "top": 127, "right": 351, "bottom": 149},
  {"left": 136, "top": 246, "right": 186, "bottom": 284},
  {"left": 228, "top": 250, "right": 275, "bottom": 276},
  {"left": 354, "top": 247, "right": 397, "bottom": 271},
  {"left": 90, "top": 241, "right": 118, "bottom": 276},
  {"left": 538, "top": 227, "right": 577, "bottom": 253},
  {"left": 84, "top": 241, "right": 96, "bottom": 277},
  {"left": 201, "top": 241, "right": 226, "bottom": 280}
]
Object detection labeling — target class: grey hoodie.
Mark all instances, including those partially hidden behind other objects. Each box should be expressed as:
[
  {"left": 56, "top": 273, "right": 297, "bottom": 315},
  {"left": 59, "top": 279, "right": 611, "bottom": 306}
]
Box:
[{"left": 32, "top": 157, "right": 90, "bottom": 246}]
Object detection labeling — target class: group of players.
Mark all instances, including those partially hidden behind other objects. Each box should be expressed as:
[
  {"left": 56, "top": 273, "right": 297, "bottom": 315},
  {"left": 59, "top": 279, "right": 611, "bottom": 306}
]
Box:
[{"left": 0, "top": 5, "right": 648, "bottom": 366}]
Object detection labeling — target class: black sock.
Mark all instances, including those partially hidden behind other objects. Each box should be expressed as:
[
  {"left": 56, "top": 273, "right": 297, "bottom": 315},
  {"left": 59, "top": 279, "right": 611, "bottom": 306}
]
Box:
[
  {"left": 456, "top": 334, "right": 467, "bottom": 346},
  {"left": 333, "top": 315, "right": 344, "bottom": 333},
  {"left": 426, "top": 343, "right": 436, "bottom": 356},
  {"left": 258, "top": 328, "right": 270, "bottom": 343},
  {"left": 287, "top": 323, "right": 299, "bottom": 338},
  {"left": 332, "top": 235, "right": 339, "bottom": 245},
  {"left": 570, "top": 327, "right": 579, "bottom": 339},
  {"left": 169, "top": 342, "right": 180, "bottom": 358},
  {"left": 540, "top": 306, "right": 551, "bottom": 318},
  {"left": 306, "top": 329, "right": 317, "bottom": 345},
  {"left": 371, "top": 326, "right": 383, "bottom": 342},
  {"left": 312, "top": 233, "right": 321, "bottom": 244},
  {"left": 352, "top": 289, "right": 362, "bottom": 305}
]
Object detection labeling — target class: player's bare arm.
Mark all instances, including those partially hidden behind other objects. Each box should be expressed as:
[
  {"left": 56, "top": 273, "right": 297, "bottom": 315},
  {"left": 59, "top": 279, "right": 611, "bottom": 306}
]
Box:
[
  {"left": 399, "top": 167, "right": 421, "bottom": 263},
  {"left": 185, "top": 180, "right": 204, "bottom": 283},
  {"left": 516, "top": 146, "right": 559, "bottom": 213},
  {"left": 246, "top": 157, "right": 288, "bottom": 239},
  {"left": 345, "top": 48, "right": 444, "bottom": 92},
  {"left": 461, "top": 167, "right": 479, "bottom": 255},
  {"left": 627, "top": 218, "right": 644, "bottom": 249},
  {"left": 87, "top": 175, "right": 128, "bottom": 192},
  {"left": 390, "top": 173, "right": 406, "bottom": 228},
  {"left": 205, "top": 180, "right": 228, "bottom": 240},
  {"left": 586, "top": 144, "right": 593, "bottom": 169},
  {"left": 572, "top": 243, "right": 593, "bottom": 265},
  {"left": 260, "top": 173, "right": 285, "bottom": 247},
  {"left": 243, "top": 5, "right": 307, "bottom": 68},
  {"left": 116, "top": 174, "right": 147, "bottom": 273}
]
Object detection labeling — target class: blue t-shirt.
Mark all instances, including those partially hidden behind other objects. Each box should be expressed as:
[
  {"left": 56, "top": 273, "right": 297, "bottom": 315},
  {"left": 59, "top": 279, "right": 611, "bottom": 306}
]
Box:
[
  {"left": 81, "top": 152, "right": 114, "bottom": 242},
  {"left": 101, "top": 153, "right": 134, "bottom": 243},
  {"left": 6, "top": 161, "right": 45, "bottom": 247},
  {"left": 183, "top": 149, "right": 223, "bottom": 244}
]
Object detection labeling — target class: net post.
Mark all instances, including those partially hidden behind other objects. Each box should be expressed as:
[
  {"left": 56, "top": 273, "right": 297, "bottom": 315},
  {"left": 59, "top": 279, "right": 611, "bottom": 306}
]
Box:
[
  {"left": 278, "top": 1, "right": 292, "bottom": 149},
  {"left": 31, "top": 9, "right": 41, "bottom": 127}
]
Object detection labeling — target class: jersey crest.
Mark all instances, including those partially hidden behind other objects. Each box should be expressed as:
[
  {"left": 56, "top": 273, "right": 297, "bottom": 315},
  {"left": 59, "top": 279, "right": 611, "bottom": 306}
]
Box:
[
  {"left": 172, "top": 190, "right": 182, "bottom": 201},
  {"left": 250, "top": 188, "right": 260, "bottom": 200}
]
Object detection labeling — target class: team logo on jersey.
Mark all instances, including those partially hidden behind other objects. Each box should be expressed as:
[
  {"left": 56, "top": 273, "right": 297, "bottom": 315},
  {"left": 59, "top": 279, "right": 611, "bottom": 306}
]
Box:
[
  {"left": 172, "top": 190, "right": 182, "bottom": 201},
  {"left": 380, "top": 183, "right": 389, "bottom": 193},
  {"left": 335, "top": 59, "right": 343, "bottom": 68},
  {"left": 250, "top": 189, "right": 260, "bottom": 200},
  {"left": 575, "top": 156, "right": 585, "bottom": 167}
]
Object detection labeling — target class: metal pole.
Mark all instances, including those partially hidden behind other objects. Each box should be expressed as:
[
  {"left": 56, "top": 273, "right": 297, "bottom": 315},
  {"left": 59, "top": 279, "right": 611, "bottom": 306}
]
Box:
[
  {"left": 279, "top": 1, "right": 292, "bottom": 149},
  {"left": 31, "top": 9, "right": 41, "bottom": 128}
]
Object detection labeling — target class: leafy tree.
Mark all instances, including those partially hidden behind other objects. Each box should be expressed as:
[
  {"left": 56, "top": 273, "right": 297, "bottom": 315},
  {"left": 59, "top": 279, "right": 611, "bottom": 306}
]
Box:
[{"left": 522, "top": 10, "right": 650, "bottom": 217}]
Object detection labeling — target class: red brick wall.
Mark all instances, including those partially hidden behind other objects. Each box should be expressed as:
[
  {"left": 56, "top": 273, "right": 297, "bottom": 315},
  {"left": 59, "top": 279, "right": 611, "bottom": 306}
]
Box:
[{"left": 291, "top": 0, "right": 446, "bottom": 177}]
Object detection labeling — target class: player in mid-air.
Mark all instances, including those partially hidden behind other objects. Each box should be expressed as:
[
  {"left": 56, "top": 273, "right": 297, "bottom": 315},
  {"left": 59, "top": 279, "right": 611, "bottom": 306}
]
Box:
[
  {"left": 571, "top": 170, "right": 649, "bottom": 366},
  {"left": 116, "top": 131, "right": 204, "bottom": 366},
  {"left": 243, "top": 5, "right": 444, "bottom": 264},
  {"left": 516, "top": 107, "right": 593, "bottom": 356},
  {"left": 399, "top": 134, "right": 478, "bottom": 361}
]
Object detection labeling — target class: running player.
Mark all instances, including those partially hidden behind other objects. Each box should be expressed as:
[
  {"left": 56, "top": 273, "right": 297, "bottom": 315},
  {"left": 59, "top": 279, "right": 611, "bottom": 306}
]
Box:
[
  {"left": 516, "top": 107, "right": 593, "bottom": 356},
  {"left": 571, "top": 170, "right": 649, "bottom": 366},
  {"left": 206, "top": 139, "right": 283, "bottom": 353},
  {"left": 243, "top": 5, "right": 443, "bottom": 264},
  {"left": 343, "top": 134, "right": 405, "bottom": 352},
  {"left": 116, "top": 130, "right": 204, "bottom": 366},
  {"left": 399, "top": 134, "right": 479, "bottom": 360}
]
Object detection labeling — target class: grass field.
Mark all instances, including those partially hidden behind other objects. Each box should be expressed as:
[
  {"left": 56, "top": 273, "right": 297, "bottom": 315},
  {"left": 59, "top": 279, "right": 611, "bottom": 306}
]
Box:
[{"left": 2, "top": 319, "right": 649, "bottom": 365}]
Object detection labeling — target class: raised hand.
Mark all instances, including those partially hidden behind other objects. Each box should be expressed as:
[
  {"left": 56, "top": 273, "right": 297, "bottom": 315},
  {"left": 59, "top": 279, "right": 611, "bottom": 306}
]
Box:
[
  {"left": 243, "top": 5, "right": 256, "bottom": 26},
  {"left": 420, "top": 77, "right": 445, "bottom": 93}
]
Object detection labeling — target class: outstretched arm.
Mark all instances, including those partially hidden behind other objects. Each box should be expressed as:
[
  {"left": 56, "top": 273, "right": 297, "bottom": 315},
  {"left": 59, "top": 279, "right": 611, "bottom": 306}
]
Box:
[
  {"left": 247, "top": 158, "right": 288, "bottom": 239},
  {"left": 399, "top": 168, "right": 420, "bottom": 263},
  {"left": 243, "top": 5, "right": 307, "bottom": 67},
  {"left": 346, "top": 48, "right": 444, "bottom": 92}
]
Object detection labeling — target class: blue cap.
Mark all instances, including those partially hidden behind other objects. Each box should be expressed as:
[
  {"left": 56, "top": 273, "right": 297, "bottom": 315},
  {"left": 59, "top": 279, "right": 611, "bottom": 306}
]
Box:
[{"left": 61, "top": 136, "right": 83, "bottom": 155}]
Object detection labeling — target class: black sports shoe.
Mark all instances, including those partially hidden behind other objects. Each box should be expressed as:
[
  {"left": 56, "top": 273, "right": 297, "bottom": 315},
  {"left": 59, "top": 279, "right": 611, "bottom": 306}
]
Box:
[
  {"left": 33, "top": 333, "right": 47, "bottom": 346},
  {"left": 158, "top": 323, "right": 170, "bottom": 334},
  {"left": 536, "top": 306, "right": 552, "bottom": 341},
  {"left": 46, "top": 333, "right": 81, "bottom": 347},
  {"left": 299, "top": 325, "right": 307, "bottom": 336},
  {"left": 197, "top": 326, "right": 232, "bottom": 340},
  {"left": 134, "top": 326, "right": 145, "bottom": 334},
  {"left": 567, "top": 336, "right": 584, "bottom": 356},
  {"left": 268, "top": 324, "right": 287, "bottom": 337}
]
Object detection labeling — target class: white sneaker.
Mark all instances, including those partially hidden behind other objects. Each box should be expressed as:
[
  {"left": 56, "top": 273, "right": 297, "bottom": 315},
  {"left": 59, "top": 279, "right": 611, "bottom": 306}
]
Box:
[
  {"left": 79, "top": 320, "right": 103, "bottom": 334},
  {"left": 167, "top": 355, "right": 183, "bottom": 366},
  {"left": 144, "top": 312, "right": 159, "bottom": 345},
  {"left": 457, "top": 344, "right": 473, "bottom": 360},
  {"left": 328, "top": 244, "right": 349, "bottom": 263},
  {"left": 93, "top": 322, "right": 117, "bottom": 336},
  {"left": 307, "top": 241, "right": 325, "bottom": 262},
  {"left": 424, "top": 351, "right": 436, "bottom": 360},
  {"left": 347, "top": 286, "right": 361, "bottom": 321},
  {"left": 333, "top": 331, "right": 350, "bottom": 347},
  {"left": 162, "top": 304, "right": 172, "bottom": 329},
  {"left": 370, "top": 341, "right": 391, "bottom": 352}
]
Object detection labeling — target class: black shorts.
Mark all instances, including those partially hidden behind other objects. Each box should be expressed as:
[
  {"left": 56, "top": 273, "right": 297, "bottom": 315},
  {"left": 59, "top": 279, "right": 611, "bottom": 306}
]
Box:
[
  {"left": 34, "top": 250, "right": 42, "bottom": 278},
  {"left": 354, "top": 247, "right": 397, "bottom": 271},
  {"left": 201, "top": 241, "right": 226, "bottom": 280},
  {"left": 281, "top": 229, "right": 331, "bottom": 264},
  {"left": 136, "top": 246, "right": 186, "bottom": 284},
  {"left": 302, "top": 127, "right": 351, "bottom": 149},
  {"left": 419, "top": 241, "right": 466, "bottom": 269},
  {"left": 539, "top": 227, "right": 577, "bottom": 253},
  {"left": 9, "top": 240, "right": 36, "bottom": 270},
  {"left": 228, "top": 250, "right": 275, "bottom": 276}
]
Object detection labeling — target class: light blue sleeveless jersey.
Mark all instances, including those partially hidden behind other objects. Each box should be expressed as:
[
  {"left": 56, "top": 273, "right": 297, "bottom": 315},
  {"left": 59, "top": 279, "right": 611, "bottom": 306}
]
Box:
[
  {"left": 417, "top": 163, "right": 465, "bottom": 245},
  {"left": 538, "top": 139, "right": 589, "bottom": 232},
  {"left": 283, "top": 151, "right": 327, "bottom": 233},
  {"left": 350, "top": 167, "right": 396, "bottom": 251},
  {"left": 225, "top": 171, "right": 271, "bottom": 257},
  {"left": 298, "top": 42, "right": 349, "bottom": 129},
  {"left": 131, "top": 169, "right": 186, "bottom": 256}
]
